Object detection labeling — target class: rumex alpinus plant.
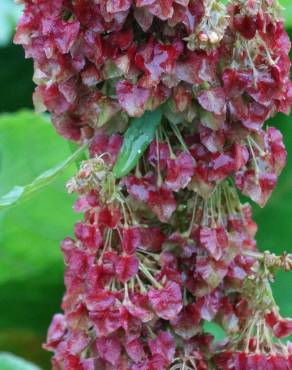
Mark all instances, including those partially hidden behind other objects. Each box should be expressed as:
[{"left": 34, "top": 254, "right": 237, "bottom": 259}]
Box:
[{"left": 14, "top": 0, "right": 292, "bottom": 368}]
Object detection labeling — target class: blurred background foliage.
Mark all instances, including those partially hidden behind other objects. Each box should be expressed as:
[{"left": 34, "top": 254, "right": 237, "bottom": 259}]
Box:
[{"left": 0, "top": 0, "right": 292, "bottom": 369}]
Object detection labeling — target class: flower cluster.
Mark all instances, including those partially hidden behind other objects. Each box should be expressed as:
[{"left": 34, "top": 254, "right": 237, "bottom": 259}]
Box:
[
  {"left": 42, "top": 133, "right": 291, "bottom": 369},
  {"left": 15, "top": 0, "right": 290, "bottom": 207},
  {"left": 215, "top": 290, "right": 292, "bottom": 370},
  {"left": 15, "top": 0, "right": 292, "bottom": 369}
]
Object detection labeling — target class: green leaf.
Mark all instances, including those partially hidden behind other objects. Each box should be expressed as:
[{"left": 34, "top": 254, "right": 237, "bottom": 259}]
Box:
[
  {"left": 203, "top": 321, "right": 226, "bottom": 343},
  {"left": 0, "top": 143, "right": 86, "bottom": 209},
  {"left": 113, "top": 108, "right": 162, "bottom": 178},
  {"left": 0, "top": 353, "right": 42, "bottom": 370},
  {"left": 281, "top": 0, "right": 292, "bottom": 29},
  {"left": 0, "top": 110, "right": 78, "bottom": 303},
  {"left": 0, "top": 110, "right": 78, "bottom": 368},
  {"left": 0, "top": 1, "right": 23, "bottom": 47}
]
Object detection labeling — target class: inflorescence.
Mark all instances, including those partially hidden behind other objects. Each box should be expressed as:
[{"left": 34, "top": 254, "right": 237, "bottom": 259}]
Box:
[{"left": 15, "top": 0, "right": 292, "bottom": 368}]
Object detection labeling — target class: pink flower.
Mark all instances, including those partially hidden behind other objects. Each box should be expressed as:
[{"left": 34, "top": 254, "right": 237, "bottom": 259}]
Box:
[{"left": 148, "top": 281, "right": 183, "bottom": 320}]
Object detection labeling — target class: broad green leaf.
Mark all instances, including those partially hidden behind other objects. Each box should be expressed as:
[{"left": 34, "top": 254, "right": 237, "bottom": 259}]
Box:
[
  {"left": 286, "top": 10, "right": 292, "bottom": 30},
  {"left": 0, "top": 111, "right": 78, "bottom": 319},
  {"left": 0, "top": 111, "right": 76, "bottom": 284},
  {"left": 0, "top": 143, "right": 86, "bottom": 209},
  {"left": 0, "top": 353, "right": 42, "bottom": 370},
  {"left": 0, "top": 330, "right": 51, "bottom": 369},
  {"left": 0, "top": 110, "right": 77, "bottom": 368},
  {"left": 281, "top": 1, "right": 292, "bottom": 29},
  {"left": 0, "top": 1, "right": 23, "bottom": 47},
  {"left": 113, "top": 108, "right": 162, "bottom": 178}
]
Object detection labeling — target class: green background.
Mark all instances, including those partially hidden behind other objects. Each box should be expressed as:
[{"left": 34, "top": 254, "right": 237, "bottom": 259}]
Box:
[{"left": 0, "top": 1, "right": 292, "bottom": 368}]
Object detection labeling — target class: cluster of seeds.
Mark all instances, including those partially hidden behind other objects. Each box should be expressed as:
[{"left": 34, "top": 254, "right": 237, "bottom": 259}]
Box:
[{"left": 15, "top": 0, "right": 292, "bottom": 369}]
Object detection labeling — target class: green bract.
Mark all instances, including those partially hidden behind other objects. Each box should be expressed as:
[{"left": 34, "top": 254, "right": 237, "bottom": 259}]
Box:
[{"left": 113, "top": 108, "right": 162, "bottom": 178}]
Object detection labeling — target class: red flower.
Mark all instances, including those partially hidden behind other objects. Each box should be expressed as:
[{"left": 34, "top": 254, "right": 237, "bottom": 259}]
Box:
[
  {"left": 123, "top": 173, "right": 156, "bottom": 202},
  {"left": 199, "top": 226, "right": 229, "bottom": 261},
  {"left": 116, "top": 255, "right": 139, "bottom": 283},
  {"left": 165, "top": 152, "right": 195, "bottom": 192},
  {"left": 139, "top": 227, "right": 166, "bottom": 252},
  {"left": 148, "top": 281, "right": 183, "bottom": 320},
  {"left": 233, "top": 14, "right": 258, "bottom": 40},
  {"left": 90, "top": 133, "right": 123, "bottom": 165},
  {"left": 195, "top": 290, "right": 221, "bottom": 321},
  {"left": 126, "top": 337, "right": 145, "bottom": 363},
  {"left": 196, "top": 256, "right": 229, "bottom": 290},
  {"left": 122, "top": 227, "right": 143, "bottom": 255},
  {"left": 135, "top": 40, "right": 180, "bottom": 87},
  {"left": 268, "top": 127, "right": 287, "bottom": 175},
  {"left": 148, "top": 140, "right": 170, "bottom": 169},
  {"left": 199, "top": 125, "right": 225, "bottom": 153},
  {"left": 98, "top": 207, "right": 121, "bottom": 228},
  {"left": 149, "top": 331, "right": 176, "bottom": 364},
  {"left": 170, "top": 304, "right": 201, "bottom": 339},
  {"left": 148, "top": 186, "right": 177, "bottom": 222},
  {"left": 116, "top": 80, "right": 150, "bottom": 117},
  {"left": 45, "top": 314, "right": 67, "bottom": 350},
  {"left": 84, "top": 290, "right": 116, "bottom": 311},
  {"left": 96, "top": 337, "right": 121, "bottom": 366},
  {"left": 265, "top": 310, "right": 292, "bottom": 339},
  {"left": 90, "top": 308, "right": 121, "bottom": 337},
  {"left": 235, "top": 169, "right": 277, "bottom": 207},
  {"left": 197, "top": 88, "right": 226, "bottom": 115},
  {"left": 74, "top": 222, "right": 103, "bottom": 250}
]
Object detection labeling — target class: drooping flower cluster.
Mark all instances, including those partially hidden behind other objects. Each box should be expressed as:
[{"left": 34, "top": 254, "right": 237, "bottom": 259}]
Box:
[
  {"left": 42, "top": 139, "right": 257, "bottom": 369},
  {"left": 15, "top": 0, "right": 292, "bottom": 369}
]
